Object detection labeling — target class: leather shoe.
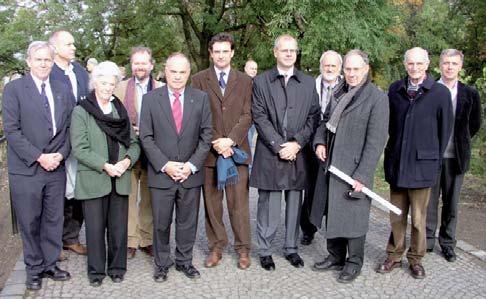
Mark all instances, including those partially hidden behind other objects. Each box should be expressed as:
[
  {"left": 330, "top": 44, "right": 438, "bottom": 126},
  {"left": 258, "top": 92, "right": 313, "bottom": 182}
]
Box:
[
  {"left": 259, "top": 255, "right": 275, "bottom": 271},
  {"left": 42, "top": 266, "right": 71, "bottom": 281},
  {"left": 442, "top": 247, "right": 457, "bottom": 262},
  {"left": 127, "top": 247, "right": 136, "bottom": 259},
  {"left": 175, "top": 264, "right": 200, "bottom": 279},
  {"left": 153, "top": 267, "right": 169, "bottom": 282},
  {"left": 410, "top": 263, "right": 426, "bottom": 279},
  {"left": 63, "top": 243, "right": 87, "bottom": 255},
  {"left": 89, "top": 278, "right": 103, "bottom": 287},
  {"left": 285, "top": 253, "right": 304, "bottom": 268},
  {"left": 426, "top": 248, "right": 434, "bottom": 253},
  {"left": 337, "top": 267, "right": 361, "bottom": 283},
  {"left": 109, "top": 274, "right": 124, "bottom": 283},
  {"left": 376, "top": 258, "right": 402, "bottom": 274},
  {"left": 26, "top": 275, "right": 42, "bottom": 291},
  {"left": 238, "top": 252, "right": 251, "bottom": 270},
  {"left": 205, "top": 251, "right": 222, "bottom": 268},
  {"left": 139, "top": 245, "right": 154, "bottom": 257},
  {"left": 300, "top": 234, "right": 314, "bottom": 246},
  {"left": 312, "top": 256, "right": 344, "bottom": 271}
]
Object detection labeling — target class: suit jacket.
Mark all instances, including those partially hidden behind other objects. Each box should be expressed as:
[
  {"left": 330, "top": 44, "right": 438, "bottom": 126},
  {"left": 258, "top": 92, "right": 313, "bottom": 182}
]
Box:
[
  {"left": 191, "top": 67, "right": 252, "bottom": 166},
  {"left": 450, "top": 82, "right": 482, "bottom": 174},
  {"left": 250, "top": 66, "right": 320, "bottom": 190},
  {"left": 139, "top": 85, "right": 213, "bottom": 189},
  {"left": 2, "top": 74, "right": 74, "bottom": 175},
  {"left": 50, "top": 61, "right": 90, "bottom": 103}
]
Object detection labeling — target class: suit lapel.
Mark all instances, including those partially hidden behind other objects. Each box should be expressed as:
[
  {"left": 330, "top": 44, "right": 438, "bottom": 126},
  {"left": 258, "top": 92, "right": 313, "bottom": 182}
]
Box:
[
  {"left": 158, "top": 87, "right": 178, "bottom": 134},
  {"left": 207, "top": 68, "right": 224, "bottom": 102},
  {"left": 25, "top": 74, "right": 52, "bottom": 124},
  {"left": 180, "top": 88, "right": 195, "bottom": 137},
  {"left": 455, "top": 82, "right": 465, "bottom": 121},
  {"left": 223, "top": 69, "right": 238, "bottom": 99},
  {"left": 49, "top": 79, "right": 65, "bottom": 130},
  {"left": 342, "top": 84, "right": 371, "bottom": 116}
]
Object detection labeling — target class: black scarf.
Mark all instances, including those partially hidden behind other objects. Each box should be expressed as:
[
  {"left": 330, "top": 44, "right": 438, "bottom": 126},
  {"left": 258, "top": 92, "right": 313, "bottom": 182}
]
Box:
[{"left": 79, "top": 91, "right": 131, "bottom": 149}]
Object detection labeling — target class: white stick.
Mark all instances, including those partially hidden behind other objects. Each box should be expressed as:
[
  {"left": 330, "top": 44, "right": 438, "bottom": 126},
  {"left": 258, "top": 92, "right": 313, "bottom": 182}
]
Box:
[{"left": 328, "top": 165, "right": 402, "bottom": 215}]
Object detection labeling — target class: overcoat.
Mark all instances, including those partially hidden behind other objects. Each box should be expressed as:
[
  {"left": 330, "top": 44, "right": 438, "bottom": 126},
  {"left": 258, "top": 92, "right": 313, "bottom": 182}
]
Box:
[
  {"left": 311, "top": 80, "right": 389, "bottom": 239},
  {"left": 384, "top": 75, "right": 453, "bottom": 188},
  {"left": 249, "top": 67, "right": 320, "bottom": 190}
]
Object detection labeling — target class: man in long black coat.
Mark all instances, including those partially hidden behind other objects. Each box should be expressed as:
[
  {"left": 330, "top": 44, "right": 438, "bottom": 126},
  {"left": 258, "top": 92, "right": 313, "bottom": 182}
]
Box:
[{"left": 250, "top": 34, "right": 320, "bottom": 271}]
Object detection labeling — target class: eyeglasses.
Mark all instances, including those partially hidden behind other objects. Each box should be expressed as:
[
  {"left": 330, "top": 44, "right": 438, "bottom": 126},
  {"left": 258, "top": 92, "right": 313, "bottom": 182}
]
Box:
[{"left": 278, "top": 49, "right": 299, "bottom": 54}]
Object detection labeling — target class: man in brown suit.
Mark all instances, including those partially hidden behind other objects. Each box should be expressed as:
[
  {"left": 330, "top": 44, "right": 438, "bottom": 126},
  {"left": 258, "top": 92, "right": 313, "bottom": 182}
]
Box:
[
  {"left": 192, "top": 32, "right": 252, "bottom": 269},
  {"left": 114, "top": 46, "right": 164, "bottom": 259}
]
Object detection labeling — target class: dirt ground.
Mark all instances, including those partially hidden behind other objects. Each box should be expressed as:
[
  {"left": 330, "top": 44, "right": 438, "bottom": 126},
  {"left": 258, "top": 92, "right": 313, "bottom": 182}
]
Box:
[{"left": 0, "top": 163, "right": 484, "bottom": 291}]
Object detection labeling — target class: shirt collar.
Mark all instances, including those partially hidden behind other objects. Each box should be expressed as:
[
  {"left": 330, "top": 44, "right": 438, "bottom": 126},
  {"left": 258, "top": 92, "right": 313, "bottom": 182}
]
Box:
[
  {"left": 168, "top": 87, "right": 185, "bottom": 98},
  {"left": 135, "top": 77, "right": 149, "bottom": 87},
  {"left": 277, "top": 66, "right": 294, "bottom": 78},
  {"left": 214, "top": 66, "right": 231, "bottom": 77},
  {"left": 438, "top": 77, "right": 458, "bottom": 90},
  {"left": 30, "top": 72, "right": 50, "bottom": 90}
]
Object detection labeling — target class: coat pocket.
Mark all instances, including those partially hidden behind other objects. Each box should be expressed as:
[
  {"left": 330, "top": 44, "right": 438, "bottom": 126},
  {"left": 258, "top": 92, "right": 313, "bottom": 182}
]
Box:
[{"left": 415, "top": 149, "right": 439, "bottom": 181}]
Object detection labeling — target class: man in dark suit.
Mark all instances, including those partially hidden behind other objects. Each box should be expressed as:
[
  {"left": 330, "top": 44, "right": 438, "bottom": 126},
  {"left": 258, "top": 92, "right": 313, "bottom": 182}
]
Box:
[
  {"left": 426, "top": 49, "right": 482, "bottom": 262},
  {"left": 49, "top": 29, "right": 90, "bottom": 256},
  {"left": 140, "top": 53, "right": 212, "bottom": 282},
  {"left": 191, "top": 33, "right": 252, "bottom": 270},
  {"left": 251, "top": 34, "right": 320, "bottom": 271},
  {"left": 2, "top": 41, "right": 73, "bottom": 290}
]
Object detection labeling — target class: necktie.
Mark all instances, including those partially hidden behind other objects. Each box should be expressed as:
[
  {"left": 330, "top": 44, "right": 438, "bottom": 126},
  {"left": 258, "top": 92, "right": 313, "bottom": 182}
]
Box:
[
  {"left": 219, "top": 72, "right": 226, "bottom": 89},
  {"left": 284, "top": 74, "right": 289, "bottom": 86},
  {"left": 41, "top": 82, "right": 53, "bottom": 128},
  {"left": 172, "top": 91, "right": 182, "bottom": 134}
]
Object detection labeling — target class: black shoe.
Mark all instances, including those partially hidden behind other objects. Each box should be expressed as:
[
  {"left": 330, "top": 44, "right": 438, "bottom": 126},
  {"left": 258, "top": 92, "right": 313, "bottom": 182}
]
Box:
[
  {"left": 259, "top": 255, "right": 275, "bottom": 271},
  {"left": 153, "top": 267, "right": 169, "bottom": 282},
  {"left": 26, "top": 275, "right": 42, "bottom": 291},
  {"left": 285, "top": 253, "right": 304, "bottom": 268},
  {"left": 312, "top": 256, "right": 344, "bottom": 271},
  {"left": 426, "top": 248, "right": 434, "bottom": 253},
  {"left": 42, "top": 266, "right": 71, "bottom": 281},
  {"left": 175, "top": 264, "right": 200, "bottom": 279},
  {"left": 301, "top": 234, "right": 314, "bottom": 246},
  {"left": 442, "top": 247, "right": 457, "bottom": 262},
  {"left": 89, "top": 278, "right": 103, "bottom": 287},
  {"left": 337, "top": 267, "right": 361, "bottom": 283},
  {"left": 109, "top": 274, "right": 124, "bottom": 283}
]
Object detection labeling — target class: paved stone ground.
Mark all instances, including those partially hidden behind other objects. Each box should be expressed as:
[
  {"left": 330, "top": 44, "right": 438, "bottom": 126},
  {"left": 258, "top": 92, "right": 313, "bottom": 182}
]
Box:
[{"left": 2, "top": 187, "right": 486, "bottom": 299}]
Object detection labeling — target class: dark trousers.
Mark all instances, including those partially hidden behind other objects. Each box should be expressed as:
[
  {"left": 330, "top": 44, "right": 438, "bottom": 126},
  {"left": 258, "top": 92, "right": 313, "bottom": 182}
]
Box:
[
  {"left": 203, "top": 166, "right": 251, "bottom": 253},
  {"left": 63, "top": 199, "right": 84, "bottom": 245},
  {"left": 327, "top": 235, "right": 366, "bottom": 271},
  {"left": 426, "top": 158, "right": 464, "bottom": 250},
  {"left": 9, "top": 170, "right": 65, "bottom": 277},
  {"left": 300, "top": 152, "right": 318, "bottom": 238},
  {"left": 82, "top": 192, "right": 128, "bottom": 281},
  {"left": 150, "top": 185, "right": 200, "bottom": 268}
]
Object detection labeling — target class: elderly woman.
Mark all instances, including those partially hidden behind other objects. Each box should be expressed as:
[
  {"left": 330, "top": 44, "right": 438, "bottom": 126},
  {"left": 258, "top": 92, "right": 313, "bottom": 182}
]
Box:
[{"left": 70, "top": 61, "right": 140, "bottom": 287}]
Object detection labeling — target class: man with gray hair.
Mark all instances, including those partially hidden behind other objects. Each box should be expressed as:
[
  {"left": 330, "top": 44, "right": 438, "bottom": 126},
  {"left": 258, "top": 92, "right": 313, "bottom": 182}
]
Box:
[
  {"left": 426, "top": 49, "right": 482, "bottom": 262},
  {"left": 300, "top": 50, "right": 345, "bottom": 246},
  {"left": 311, "top": 49, "right": 389, "bottom": 283},
  {"left": 2, "top": 41, "right": 74, "bottom": 290},
  {"left": 378, "top": 47, "right": 453, "bottom": 279},
  {"left": 251, "top": 34, "right": 320, "bottom": 271}
]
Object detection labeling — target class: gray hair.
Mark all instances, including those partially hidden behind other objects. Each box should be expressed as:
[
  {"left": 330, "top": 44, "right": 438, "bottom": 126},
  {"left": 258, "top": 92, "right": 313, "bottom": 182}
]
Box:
[
  {"left": 343, "top": 49, "right": 369, "bottom": 66},
  {"left": 319, "top": 50, "right": 343, "bottom": 74},
  {"left": 48, "top": 29, "right": 71, "bottom": 46},
  {"left": 404, "top": 47, "right": 430, "bottom": 63},
  {"left": 273, "top": 34, "right": 298, "bottom": 50},
  {"left": 440, "top": 48, "right": 464, "bottom": 63},
  {"left": 89, "top": 61, "right": 122, "bottom": 90},
  {"left": 87, "top": 57, "right": 98, "bottom": 66},
  {"left": 165, "top": 52, "right": 191, "bottom": 69},
  {"left": 27, "top": 41, "right": 55, "bottom": 60}
]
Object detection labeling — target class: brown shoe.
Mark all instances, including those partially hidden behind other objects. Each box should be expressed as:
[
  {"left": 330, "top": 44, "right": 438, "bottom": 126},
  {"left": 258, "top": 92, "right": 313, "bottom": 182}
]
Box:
[
  {"left": 139, "top": 245, "right": 154, "bottom": 257},
  {"left": 237, "top": 252, "right": 251, "bottom": 270},
  {"left": 376, "top": 258, "right": 402, "bottom": 274},
  {"left": 63, "top": 243, "right": 87, "bottom": 255},
  {"left": 409, "top": 263, "right": 426, "bottom": 279},
  {"left": 58, "top": 250, "right": 68, "bottom": 262},
  {"left": 205, "top": 251, "right": 222, "bottom": 268},
  {"left": 127, "top": 247, "right": 137, "bottom": 259}
]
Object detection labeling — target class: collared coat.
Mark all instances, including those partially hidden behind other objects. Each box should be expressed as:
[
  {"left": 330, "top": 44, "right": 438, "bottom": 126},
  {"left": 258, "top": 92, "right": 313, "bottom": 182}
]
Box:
[
  {"left": 250, "top": 66, "right": 320, "bottom": 191},
  {"left": 385, "top": 75, "right": 453, "bottom": 189},
  {"left": 450, "top": 82, "right": 482, "bottom": 174},
  {"left": 311, "top": 80, "right": 389, "bottom": 238},
  {"left": 50, "top": 61, "right": 90, "bottom": 103},
  {"left": 191, "top": 67, "right": 252, "bottom": 166}
]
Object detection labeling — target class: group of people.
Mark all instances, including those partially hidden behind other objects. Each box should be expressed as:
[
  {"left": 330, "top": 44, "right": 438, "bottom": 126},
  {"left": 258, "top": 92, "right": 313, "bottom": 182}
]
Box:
[{"left": 2, "top": 29, "right": 481, "bottom": 291}]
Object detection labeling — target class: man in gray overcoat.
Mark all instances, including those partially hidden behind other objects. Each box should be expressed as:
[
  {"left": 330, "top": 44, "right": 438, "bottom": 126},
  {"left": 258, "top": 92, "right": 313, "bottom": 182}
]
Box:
[
  {"left": 250, "top": 34, "right": 320, "bottom": 271},
  {"left": 311, "top": 50, "right": 389, "bottom": 283}
]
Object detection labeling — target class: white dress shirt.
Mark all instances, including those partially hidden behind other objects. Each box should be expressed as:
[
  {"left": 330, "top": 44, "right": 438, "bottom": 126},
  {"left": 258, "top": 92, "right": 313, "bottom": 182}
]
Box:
[
  {"left": 438, "top": 78, "right": 458, "bottom": 158},
  {"left": 31, "top": 74, "right": 57, "bottom": 136}
]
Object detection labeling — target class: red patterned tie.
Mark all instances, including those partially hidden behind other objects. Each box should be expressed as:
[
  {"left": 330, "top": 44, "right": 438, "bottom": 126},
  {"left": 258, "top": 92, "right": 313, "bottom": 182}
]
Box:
[{"left": 172, "top": 91, "right": 182, "bottom": 134}]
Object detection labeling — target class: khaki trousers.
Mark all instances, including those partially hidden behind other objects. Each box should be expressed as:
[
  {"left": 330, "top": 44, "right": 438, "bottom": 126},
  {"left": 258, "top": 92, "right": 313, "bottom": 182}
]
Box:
[
  {"left": 127, "top": 161, "right": 153, "bottom": 248},
  {"left": 386, "top": 187, "right": 431, "bottom": 265},
  {"left": 203, "top": 166, "right": 251, "bottom": 254}
]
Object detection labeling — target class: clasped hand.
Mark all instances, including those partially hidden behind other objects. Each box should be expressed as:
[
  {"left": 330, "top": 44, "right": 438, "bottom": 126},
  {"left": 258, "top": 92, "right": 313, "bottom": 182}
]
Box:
[
  {"left": 279, "top": 141, "right": 300, "bottom": 161},
  {"left": 212, "top": 138, "right": 234, "bottom": 158},
  {"left": 164, "top": 161, "right": 192, "bottom": 182},
  {"left": 103, "top": 158, "right": 131, "bottom": 177},
  {"left": 37, "top": 153, "right": 63, "bottom": 171}
]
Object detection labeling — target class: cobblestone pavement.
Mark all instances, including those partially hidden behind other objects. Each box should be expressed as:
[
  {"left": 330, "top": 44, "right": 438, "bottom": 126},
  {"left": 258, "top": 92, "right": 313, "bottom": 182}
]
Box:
[{"left": 2, "top": 187, "right": 486, "bottom": 298}]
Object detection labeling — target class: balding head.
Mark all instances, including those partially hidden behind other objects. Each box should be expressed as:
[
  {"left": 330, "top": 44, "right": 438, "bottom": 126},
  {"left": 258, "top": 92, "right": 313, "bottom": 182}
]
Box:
[
  {"left": 403, "top": 47, "right": 430, "bottom": 84},
  {"left": 165, "top": 53, "right": 191, "bottom": 92}
]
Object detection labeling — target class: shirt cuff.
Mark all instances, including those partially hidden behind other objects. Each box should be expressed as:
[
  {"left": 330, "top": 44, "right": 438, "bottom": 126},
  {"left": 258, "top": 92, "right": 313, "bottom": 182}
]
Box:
[{"left": 187, "top": 162, "right": 197, "bottom": 174}]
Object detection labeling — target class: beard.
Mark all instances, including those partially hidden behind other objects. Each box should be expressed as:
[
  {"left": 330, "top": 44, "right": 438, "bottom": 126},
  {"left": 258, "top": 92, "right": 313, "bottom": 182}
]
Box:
[{"left": 322, "top": 73, "right": 339, "bottom": 82}]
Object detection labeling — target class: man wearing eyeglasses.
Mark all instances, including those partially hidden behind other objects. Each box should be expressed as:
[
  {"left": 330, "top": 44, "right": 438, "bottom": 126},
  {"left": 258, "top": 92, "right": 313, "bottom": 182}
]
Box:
[{"left": 250, "top": 34, "right": 320, "bottom": 271}]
